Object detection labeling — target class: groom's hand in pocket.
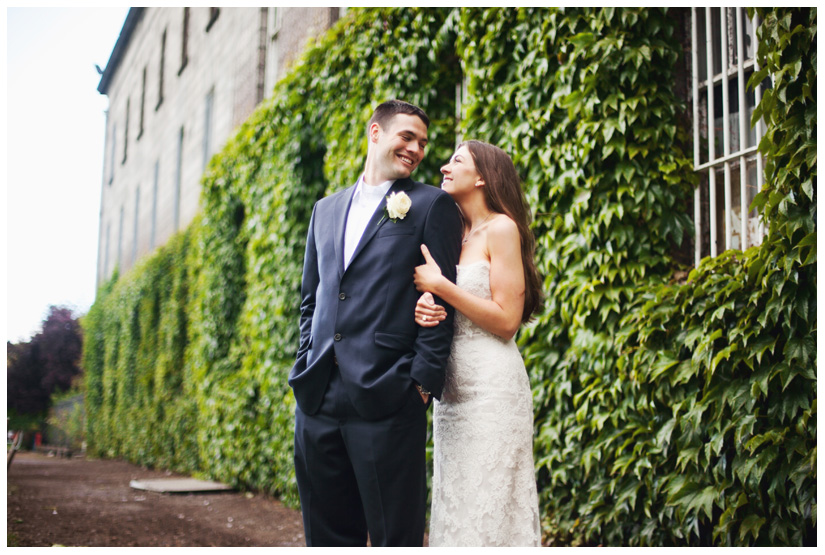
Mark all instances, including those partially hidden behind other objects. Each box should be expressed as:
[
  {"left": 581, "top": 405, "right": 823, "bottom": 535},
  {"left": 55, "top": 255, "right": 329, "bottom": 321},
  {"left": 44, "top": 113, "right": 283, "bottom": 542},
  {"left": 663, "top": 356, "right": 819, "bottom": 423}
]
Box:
[{"left": 415, "top": 383, "right": 430, "bottom": 404}]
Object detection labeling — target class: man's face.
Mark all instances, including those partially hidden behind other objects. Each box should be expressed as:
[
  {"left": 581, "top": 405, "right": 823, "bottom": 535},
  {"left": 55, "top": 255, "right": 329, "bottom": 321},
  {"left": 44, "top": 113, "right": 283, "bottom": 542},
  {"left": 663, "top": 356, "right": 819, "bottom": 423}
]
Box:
[{"left": 369, "top": 113, "right": 429, "bottom": 182}]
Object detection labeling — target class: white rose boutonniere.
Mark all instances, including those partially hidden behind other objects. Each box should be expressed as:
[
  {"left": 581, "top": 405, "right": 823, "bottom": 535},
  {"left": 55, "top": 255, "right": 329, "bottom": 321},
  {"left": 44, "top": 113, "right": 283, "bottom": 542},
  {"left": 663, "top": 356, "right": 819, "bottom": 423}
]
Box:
[{"left": 381, "top": 191, "right": 412, "bottom": 224}]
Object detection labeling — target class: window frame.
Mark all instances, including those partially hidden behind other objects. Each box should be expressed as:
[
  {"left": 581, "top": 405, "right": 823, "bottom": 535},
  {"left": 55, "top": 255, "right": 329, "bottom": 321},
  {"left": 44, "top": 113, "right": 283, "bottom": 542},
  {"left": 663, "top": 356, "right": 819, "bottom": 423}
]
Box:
[{"left": 690, "top": 7, "right": 767, "bottom": 265}]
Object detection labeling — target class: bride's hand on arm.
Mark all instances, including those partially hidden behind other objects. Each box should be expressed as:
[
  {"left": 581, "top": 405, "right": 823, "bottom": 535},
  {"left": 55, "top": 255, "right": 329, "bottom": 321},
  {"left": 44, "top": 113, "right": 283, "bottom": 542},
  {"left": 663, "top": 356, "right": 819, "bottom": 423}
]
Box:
[
  {"left": 414, "top": 244, "right": 449, "bottom": 294},
  {"left": 420, "top": 217, "right": 524, "bottom": 340},
  {"left": 414, "top": 245, "right": 448, "bottom": 327},
  {"left": 415, "top": 292, "right": 446, "bottom": 327},
  {"left": 414, "top": 234, "right": 524, "bottom": 339}
]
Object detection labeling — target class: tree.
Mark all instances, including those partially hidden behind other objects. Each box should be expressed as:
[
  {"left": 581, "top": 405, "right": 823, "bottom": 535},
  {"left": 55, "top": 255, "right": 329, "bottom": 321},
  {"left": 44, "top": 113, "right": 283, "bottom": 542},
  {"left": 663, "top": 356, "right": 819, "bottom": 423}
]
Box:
[{"left": 7, "top": 306, "right": 83, "bottom": 422}]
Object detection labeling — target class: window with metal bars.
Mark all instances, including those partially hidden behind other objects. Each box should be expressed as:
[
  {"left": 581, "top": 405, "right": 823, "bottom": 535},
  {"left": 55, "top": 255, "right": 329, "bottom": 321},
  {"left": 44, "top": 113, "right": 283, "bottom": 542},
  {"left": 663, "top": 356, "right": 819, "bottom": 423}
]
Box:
[{"left": 690, "top": 7, "right": 768, "bottom": 266}]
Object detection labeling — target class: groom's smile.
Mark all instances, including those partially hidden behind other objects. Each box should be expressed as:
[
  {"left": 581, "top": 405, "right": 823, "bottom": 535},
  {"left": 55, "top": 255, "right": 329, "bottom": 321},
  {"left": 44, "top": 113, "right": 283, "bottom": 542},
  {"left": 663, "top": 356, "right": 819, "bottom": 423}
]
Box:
[{"left": 398, "top": 154, "right": 415, "bottom": 166}]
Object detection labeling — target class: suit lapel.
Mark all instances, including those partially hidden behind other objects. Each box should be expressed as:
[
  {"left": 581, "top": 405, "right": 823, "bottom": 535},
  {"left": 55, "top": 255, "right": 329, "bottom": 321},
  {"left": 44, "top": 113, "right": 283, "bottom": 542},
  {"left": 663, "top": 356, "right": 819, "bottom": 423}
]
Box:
[
  {"left": 345, "top": 178, "right": 413, "bottom": 273},
  {"left": 333, "top": 185, "right": 356, "bottom": 277}
]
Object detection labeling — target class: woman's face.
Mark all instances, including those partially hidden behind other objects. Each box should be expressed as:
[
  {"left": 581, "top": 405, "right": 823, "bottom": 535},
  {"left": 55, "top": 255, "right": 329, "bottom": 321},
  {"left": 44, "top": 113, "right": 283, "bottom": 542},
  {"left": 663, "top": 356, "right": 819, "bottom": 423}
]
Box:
[{"left": 440, "top": 145, "right": 482, "bottom": 198}]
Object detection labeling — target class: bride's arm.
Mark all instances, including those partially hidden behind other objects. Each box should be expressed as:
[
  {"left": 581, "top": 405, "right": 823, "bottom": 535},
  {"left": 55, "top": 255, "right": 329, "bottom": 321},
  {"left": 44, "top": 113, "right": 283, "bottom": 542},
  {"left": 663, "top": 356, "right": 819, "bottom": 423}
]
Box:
[{"left": 414, "top": 217, "right": 525, "bottom": 340}]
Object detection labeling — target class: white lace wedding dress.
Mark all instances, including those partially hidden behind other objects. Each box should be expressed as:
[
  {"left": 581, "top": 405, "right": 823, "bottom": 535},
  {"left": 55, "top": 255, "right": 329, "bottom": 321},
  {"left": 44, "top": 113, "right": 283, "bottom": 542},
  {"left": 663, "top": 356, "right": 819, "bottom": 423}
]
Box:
[{"left": 429, "top": 260, "right": 541, "bottom": 547}]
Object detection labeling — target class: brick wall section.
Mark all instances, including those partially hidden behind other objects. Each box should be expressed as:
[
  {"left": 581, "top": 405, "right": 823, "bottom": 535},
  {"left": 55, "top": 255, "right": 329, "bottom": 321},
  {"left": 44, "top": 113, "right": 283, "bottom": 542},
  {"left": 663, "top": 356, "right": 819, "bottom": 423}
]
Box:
[{"left": 279, "top": 8, "right": 340, "bottom": 76}]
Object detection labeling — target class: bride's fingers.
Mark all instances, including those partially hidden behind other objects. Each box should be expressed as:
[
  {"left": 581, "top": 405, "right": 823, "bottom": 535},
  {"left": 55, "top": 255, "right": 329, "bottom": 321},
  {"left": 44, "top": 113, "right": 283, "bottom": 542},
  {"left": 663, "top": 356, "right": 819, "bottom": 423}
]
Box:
[
  {"left": 416, "top": 291, "right": 435, "bottom": 309},
  {"left": 415, "top": 304, "right": 445, "bottom": 318},
  {"left": 415, "top": 313, "right": 439, "bottom": 327},
  {"left": 415, "top": 303, "right": 444, "bottom": 318},
  {"left": 415, "top": 313, "right": 445, "bottom": 327},
  {"left": 415, "top": 310, "right": 435, "bottom": 321},
  {"left": 429, "top": 304, "right": 447, "bottom": 318}
]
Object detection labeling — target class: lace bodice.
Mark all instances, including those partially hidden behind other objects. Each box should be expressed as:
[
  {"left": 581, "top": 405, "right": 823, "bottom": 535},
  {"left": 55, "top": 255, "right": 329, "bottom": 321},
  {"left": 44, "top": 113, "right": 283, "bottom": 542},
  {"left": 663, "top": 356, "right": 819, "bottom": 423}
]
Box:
[{"left": 452, "top": 260, "right": 499, "bottom": 340}]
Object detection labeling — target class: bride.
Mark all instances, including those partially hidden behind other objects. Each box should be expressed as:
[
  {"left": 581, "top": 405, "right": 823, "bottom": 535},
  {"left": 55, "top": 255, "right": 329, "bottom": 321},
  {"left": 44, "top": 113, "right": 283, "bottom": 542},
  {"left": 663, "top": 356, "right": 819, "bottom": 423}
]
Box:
[{"left": 413, "top": 140, "right": 543, "bottom": 547}]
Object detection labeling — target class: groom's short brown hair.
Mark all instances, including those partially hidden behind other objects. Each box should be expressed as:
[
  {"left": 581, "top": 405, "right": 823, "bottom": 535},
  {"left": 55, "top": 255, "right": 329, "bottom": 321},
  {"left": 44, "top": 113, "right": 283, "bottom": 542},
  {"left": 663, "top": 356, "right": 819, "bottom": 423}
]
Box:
[{"left": 369, "top": 99, "right": 430, "bottom": 130}]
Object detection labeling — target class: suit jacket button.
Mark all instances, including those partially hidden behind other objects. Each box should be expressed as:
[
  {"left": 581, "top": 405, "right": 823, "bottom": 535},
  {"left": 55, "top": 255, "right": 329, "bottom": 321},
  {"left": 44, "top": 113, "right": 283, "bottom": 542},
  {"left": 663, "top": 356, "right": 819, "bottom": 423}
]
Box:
[
  {"left": 338, "top": 292, "right": 346, "bottom": 300},
  {"left": 334, "top": 333, "right": 342, "bottom": 341}
]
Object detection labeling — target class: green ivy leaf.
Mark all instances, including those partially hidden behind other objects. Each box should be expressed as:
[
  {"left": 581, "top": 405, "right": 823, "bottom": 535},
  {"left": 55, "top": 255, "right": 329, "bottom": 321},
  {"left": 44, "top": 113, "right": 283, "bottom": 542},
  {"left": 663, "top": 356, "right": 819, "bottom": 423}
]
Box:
[{"left": 738, "top": 515, "right": 767, "bottom": 543}]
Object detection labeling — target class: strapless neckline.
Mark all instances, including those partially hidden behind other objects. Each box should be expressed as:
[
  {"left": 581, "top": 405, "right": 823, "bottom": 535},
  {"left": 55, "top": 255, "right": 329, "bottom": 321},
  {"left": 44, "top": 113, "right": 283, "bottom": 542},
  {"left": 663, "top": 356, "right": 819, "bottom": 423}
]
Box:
[{"left": 457, "top": 259, "right": 490, "bottom": 269}]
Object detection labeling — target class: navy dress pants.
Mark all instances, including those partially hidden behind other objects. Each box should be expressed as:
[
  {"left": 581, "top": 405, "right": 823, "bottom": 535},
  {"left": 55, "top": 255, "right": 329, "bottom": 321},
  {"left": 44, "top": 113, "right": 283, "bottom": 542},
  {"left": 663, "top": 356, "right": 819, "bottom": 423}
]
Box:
[{"left": 293, "top": 365, "right": 428, "bottom": 547}]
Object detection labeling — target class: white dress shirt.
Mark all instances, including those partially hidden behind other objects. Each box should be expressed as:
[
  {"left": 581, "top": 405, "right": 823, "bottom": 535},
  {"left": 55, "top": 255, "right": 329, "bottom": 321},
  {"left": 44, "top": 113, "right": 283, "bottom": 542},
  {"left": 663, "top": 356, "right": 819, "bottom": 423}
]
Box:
[{"left": 344, "top": 176, "right": 394, "bottom": 269}]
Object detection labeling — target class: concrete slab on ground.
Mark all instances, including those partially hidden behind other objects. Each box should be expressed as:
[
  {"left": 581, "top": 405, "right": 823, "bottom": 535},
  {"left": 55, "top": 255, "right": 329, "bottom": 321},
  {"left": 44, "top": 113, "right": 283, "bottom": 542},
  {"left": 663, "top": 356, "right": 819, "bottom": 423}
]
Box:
[{"left": 129, "top": 477, "right": 235, "bottom": 494}]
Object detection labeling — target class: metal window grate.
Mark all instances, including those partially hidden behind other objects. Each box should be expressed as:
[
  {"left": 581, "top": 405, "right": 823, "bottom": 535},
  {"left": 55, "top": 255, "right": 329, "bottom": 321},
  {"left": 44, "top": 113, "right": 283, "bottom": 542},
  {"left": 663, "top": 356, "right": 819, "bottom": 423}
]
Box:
[{"left": 691, "top": 7, "right": 767, "bottom": 266}]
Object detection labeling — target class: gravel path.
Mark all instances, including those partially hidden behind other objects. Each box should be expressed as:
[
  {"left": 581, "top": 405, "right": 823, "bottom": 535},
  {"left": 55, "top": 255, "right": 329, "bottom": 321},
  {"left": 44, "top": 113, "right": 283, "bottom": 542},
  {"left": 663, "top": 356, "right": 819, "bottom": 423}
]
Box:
[{"left": 6, "top": 451, "right": 305, "bottom": 547}]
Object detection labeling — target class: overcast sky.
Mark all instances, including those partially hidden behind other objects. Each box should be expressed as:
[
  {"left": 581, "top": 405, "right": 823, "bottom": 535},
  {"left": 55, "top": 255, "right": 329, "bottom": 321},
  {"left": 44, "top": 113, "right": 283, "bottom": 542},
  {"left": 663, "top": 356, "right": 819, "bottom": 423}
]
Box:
[{"left": 5, "top": 7, "right": 130, "bottom": 343}]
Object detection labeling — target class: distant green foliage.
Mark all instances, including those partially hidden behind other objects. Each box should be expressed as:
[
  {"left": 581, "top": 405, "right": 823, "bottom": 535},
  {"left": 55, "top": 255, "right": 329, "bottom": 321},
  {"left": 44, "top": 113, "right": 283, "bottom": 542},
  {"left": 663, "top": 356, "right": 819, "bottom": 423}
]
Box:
[
  {"left": 83, "top": 230, "right": 199, "bottom": 471},
  {"left": 81, "top": 7, "right": 815, "bottom": 545}
]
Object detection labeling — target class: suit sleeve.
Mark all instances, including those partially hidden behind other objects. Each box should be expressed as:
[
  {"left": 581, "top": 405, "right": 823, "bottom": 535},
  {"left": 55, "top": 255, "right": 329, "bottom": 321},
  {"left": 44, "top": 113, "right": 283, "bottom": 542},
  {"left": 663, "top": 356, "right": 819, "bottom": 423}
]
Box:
[
  {"left": 409, "top": 191, "right": 462, "bottom": 399},
  {"left": 293, "top": 203, "right": 319, "bottom": 376}
]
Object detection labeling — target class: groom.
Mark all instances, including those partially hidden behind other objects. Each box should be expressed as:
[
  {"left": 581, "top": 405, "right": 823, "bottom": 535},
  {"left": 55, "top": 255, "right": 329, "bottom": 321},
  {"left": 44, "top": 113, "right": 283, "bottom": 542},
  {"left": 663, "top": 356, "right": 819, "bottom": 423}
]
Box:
[{"left": 289, "top": 100, "right": 462, "bottom": 546}]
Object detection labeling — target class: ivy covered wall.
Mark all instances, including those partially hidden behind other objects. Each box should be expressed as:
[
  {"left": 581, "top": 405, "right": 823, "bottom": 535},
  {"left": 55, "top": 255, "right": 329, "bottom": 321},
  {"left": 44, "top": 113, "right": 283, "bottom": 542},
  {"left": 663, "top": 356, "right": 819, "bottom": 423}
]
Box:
[{"left": 82, "top": 7, "right": 815, "bottom": 545}]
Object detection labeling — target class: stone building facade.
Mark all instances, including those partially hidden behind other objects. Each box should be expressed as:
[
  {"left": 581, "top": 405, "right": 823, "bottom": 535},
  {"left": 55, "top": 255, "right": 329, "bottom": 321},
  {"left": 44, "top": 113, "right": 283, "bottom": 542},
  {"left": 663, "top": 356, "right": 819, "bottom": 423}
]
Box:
[{"left": 96, "top": 7, "right": 342, "bottom": 285}]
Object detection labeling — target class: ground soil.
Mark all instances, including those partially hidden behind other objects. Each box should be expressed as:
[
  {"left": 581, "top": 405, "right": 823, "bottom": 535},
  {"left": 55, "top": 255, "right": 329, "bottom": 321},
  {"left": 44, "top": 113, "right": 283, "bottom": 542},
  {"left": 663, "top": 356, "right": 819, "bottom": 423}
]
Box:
[{"left": 6, "top": 451, "right": 306, "bottom": 547}]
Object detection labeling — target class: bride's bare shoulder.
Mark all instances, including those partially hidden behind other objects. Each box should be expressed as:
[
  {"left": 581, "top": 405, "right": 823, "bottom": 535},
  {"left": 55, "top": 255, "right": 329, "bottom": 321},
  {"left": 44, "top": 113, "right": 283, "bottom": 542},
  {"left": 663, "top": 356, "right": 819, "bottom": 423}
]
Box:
[{"left": 486, "top": 214, "right": 519, "bottom": 246}]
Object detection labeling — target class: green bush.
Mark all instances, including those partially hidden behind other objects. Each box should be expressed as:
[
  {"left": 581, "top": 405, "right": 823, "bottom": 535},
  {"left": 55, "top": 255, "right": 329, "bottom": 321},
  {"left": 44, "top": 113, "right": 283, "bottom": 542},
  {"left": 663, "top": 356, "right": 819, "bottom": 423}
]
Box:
[{"left": 81, "top": 7, "right": 815, "bottom": 545}]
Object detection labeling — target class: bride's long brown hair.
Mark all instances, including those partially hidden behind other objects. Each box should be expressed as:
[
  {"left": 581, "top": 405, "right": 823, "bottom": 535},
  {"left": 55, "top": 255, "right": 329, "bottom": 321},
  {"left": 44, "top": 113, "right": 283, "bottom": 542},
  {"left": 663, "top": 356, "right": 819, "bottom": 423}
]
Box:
[{"left": 462, "top": 140, "right": 544, "bottom": 323}]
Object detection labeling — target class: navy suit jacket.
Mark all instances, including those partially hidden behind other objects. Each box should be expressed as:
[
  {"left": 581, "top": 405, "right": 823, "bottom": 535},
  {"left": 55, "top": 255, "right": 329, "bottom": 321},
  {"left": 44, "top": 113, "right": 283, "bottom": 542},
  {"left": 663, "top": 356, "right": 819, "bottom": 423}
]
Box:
[{"left": 289, "top": 177, "right": 462, "bottom": 420}]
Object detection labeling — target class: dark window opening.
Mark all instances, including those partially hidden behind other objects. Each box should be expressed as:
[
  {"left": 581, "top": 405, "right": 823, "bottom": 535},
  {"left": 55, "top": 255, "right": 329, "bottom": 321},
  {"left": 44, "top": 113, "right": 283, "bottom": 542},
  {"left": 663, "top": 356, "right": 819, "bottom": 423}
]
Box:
[
  {"left": 122, "top": 97, "right": 130, "bottom": 164},
  {"left": 179, "top": 7, "right": 190, "bottom": 75},
  {"left": 157, "top": 29, "right": 166, "bottom": 110},
  {"left": 138, "top": 67, "right": 146, "bottom": 139},
  {"left": 206, "top": 8, "right": 220, "bottom": 32},
  {"left": 109, "top": 123, "right": 116, "bottom": 183}
]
